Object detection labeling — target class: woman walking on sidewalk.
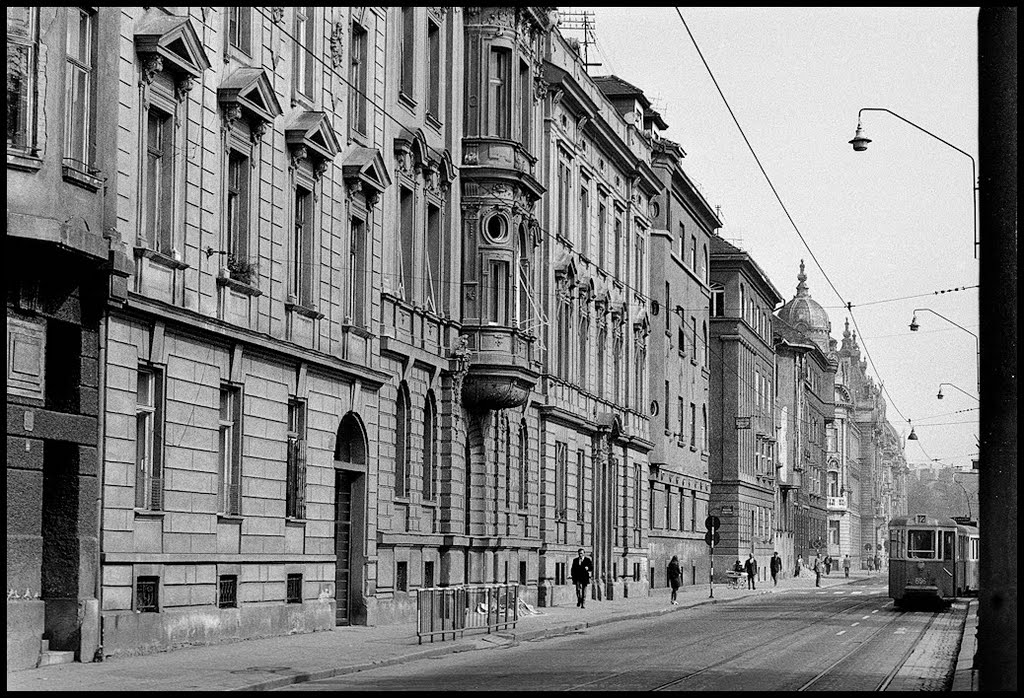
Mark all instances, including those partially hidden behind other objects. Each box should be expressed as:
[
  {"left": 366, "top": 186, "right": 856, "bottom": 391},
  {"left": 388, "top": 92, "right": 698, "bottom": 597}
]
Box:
[{"left": 667, "top": 556, "right": 681, "bottom": 605}]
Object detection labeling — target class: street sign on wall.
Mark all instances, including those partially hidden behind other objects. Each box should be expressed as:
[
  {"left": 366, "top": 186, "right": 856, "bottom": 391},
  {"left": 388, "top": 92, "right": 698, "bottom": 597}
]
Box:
[{"left": 735, "top": 416, "right": 751, "bottom": 429}]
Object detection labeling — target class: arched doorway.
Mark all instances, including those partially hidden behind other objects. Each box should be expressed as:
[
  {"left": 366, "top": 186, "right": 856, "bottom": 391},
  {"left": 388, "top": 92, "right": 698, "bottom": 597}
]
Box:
[{"left": 334, "top": 412, "right": 368, "bottom": 625}]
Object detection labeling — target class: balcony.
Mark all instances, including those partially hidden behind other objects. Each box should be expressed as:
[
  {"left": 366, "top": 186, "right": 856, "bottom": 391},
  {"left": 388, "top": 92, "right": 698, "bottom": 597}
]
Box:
[
  {"left": 460, "top": 325, "right": 539, "bottom": 410},
  {"left": 828, "top": 496, "right": 848, "bottom": 511}
]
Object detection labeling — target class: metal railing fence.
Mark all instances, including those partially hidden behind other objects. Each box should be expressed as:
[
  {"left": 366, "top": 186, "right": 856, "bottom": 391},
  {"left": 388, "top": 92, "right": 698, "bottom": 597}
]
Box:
[{"left": 416, "top": 583, "right": 519, "bottom": 644}]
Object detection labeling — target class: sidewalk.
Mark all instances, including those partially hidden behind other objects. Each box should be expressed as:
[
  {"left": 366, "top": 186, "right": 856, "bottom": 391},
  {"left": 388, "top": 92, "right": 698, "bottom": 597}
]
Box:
[
  {"left": 950, "top": 598, "right": 979, "bottom": 692},
  {"left": 5, "top": 570, "right": 891, "bottom": 692}
]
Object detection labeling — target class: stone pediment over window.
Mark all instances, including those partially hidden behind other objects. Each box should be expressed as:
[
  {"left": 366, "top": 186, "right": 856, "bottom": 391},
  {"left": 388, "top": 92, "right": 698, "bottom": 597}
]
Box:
[
  {"left": 553, "top": 250, "right": 578, "bottom": 282},
  {"left": 218, "top": 68, "right": 283, "bottom": 142},
  {"left": 633, "top": 310, "right": 651, "bottom": 334},
  {"left": 134, "top": 13, "right": 211, "bottom": 89},
  {"left": 342, "top": 147, "right": 392, "bottom": 206},
  {"left": 285, "top": 111, "right": 340, "bottom": 177},
  {"left": 393, "top": 128, "right": 454, "bottom": 195}
]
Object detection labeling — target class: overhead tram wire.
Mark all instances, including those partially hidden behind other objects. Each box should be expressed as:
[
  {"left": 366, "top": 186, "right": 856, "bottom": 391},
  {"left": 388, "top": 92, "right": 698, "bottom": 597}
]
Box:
[{"left": 673, "top": 7, "right": 920, "bottom": 426}]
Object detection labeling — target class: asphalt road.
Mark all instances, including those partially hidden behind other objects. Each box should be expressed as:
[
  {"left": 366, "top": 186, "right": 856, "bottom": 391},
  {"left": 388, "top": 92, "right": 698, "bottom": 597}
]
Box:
[{"left": 278, "top": 579, "right": 958, "bottom": 692}]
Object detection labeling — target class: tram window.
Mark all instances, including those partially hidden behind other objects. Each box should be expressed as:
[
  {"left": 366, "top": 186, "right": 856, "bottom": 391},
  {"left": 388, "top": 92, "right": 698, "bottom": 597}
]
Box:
[
  {"left": 943, "top": 531, "right": 955, "bottom": 560},
  {"left": 907, "top": 529, "right": 937, "bottom": 559}
]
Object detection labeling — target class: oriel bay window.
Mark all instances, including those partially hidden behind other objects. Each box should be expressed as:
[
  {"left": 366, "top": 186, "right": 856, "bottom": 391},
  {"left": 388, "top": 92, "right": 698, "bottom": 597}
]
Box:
[{"left": 488, "top": 259, "right": 510, "bottom": 325}]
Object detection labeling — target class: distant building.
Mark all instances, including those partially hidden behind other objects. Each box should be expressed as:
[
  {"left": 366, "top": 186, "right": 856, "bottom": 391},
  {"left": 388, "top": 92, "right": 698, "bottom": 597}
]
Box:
[
  {"left": 774, "top": 261, "right": 837, "bottom": 565},
  {"left": 708, "top": 236, "right": 783, "bottom": 582},
  {"left": 831, "top": 319, "right": 865, "bottom": 567}
]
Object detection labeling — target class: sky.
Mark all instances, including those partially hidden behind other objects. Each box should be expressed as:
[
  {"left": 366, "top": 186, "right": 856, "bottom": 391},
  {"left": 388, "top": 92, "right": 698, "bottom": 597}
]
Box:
[{"left": 575, "top": 6, "right": 980, "bottom": 469}]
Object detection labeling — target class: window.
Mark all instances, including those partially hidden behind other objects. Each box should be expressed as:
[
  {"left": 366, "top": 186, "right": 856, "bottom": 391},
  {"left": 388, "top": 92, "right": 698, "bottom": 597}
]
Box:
[
  {"left": 690, "top": 491, "right": 697, "bottom": 530},
  {"left": 702, "top": 405, "right": 708, "bottom": 452},
  {"left": 634, "top": 231, "right": 645, "bottom": 294},
  {"left": 520, "top": 561, "right": 527, "bottom": 585},
  {"left": 218, "top": 574, "right": 238, "bottom": 608},
  {"left": 578, "top": 305, "right": 589, "bottom": 388},
  {"left": 398, "top": 187, "right": 415, "bottom": 301},
  {"left": 678, "top": 222, "right": 685, "bottom": 259},
  {"left": 595, "top": 326, "right": 606, "bottom": 398},
  {"left": 554, "top": 441, "right": 568, "bottom": 519},
  {"left": 64, "top": 7, "right": 96, "bottom": 172},
  {"left": 677, "top": 396, "right": 685, "bottom": 442},
  {"left": 423, "top": 392, "right": 437, "bottom": 500},
  {"left": 680, "top": 490, "right": 687, "bottom": 531},
  {"left": 395, "top": 561, "right": 409, "bottom": 592},
  {"left": 690, "top": 403, "right": 697, "bottom": 448},
  {"left": 286, "top": 399, "right": 307, "bottom": 519},
  {"left": 613, "top": 215, "right": 623, "bottom": 277},
  {"left": 227, "top": 7, "right": 251, "bottom": 55},
  {"left": 347, "top": 216, "right": 366, "bottom": 325},
  {"left": 703, "top": 244, "right": 709, "bottom": 283},
  {"left": 516, "top": 226, "right": 534, "bottom": 330},
  {"left": 293, "top": 7, "right": 315, "bottom": 98},
  {"left": 703, "top": 322, "right": 709, "bottom": 366},
  {"left": 634, "top": 464, "right": 642, "bottom": 529},
  {"left": 135, "top": 367, "right": 164, "bottom": 510},
  {"left": 519, "top": 59, "right": 531, "bottom": 148},
  {"left": 503, "top": 415, "right": 512, "bottom": 509},
  {"left": 691, "top": 317, "right": 698, "bottom": 363},
  {"left": 487, "top": 47, "right": 511, "bottom": 138},
  {"left": 690, "top": 234, "right": 697, "bottom": 270},
  {"left": 136, "top": 576, "right": 159, "bottom": 613},
  {"left": 598, "top": 201, "right": 607, "bottom": 268},
  {"left": 292, "top": 185, "right": 314, "bottom": 304},
  {"left": 517, "top": 421, "right": 529, "bottom": 509},
  {"left": 665, "top": 485, "right": 672, "bottom": 529},
  {"left": 829, "top": 520, "right": 840, "bottom": 546},
  {"left": 664, "top": 381, "right": 670, "bottom": 430},
  {"left": 226, "top": 151, "right": 250, "bottom": 265},
  {"left": 579, "top": 184, "right": 590, "bottom": 257},
  {"left": 400, "top": 8, "right": 415, "bottom": 98},
  {"left": 489, "top": 260, "right": 509, "bottom": 324},
  {"left": 576, "top": 450, "right": 585, "bottom": 522},
  {"left": 425, "top": 204, "right": 442, "bottom": 312},
  {"left": 218, "top": 385, "right": 242, "bottom": 515},
  {"left": 286, "top": 573, "right": 302, "bottom": 603},
  {"left": 143, "top": 108, "right": 174, "bottom": 251},
  {"left": 395, "top": 384, "right": 410, "bottom": 498},
  {"left": 7, "top": 7, "right": 38, "bottom": 152},
  {"left": 557, "top": 158, "right": 571, "bottom": 239},
  {"left": 424, "top": 561, "right": 435, "bottom": 589},
  {"left": 711, "top": 285, "right": 725, "bottom": 317},
  {"left": 426, "top": 19, "right": 440, "bottom": 119},
  {"left": 349, "top": 22, "right": 368, "bottom": 135}
]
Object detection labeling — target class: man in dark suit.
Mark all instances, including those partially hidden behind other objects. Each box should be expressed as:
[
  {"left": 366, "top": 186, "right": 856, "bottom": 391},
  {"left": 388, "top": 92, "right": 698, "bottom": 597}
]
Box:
[
  {"left": 744, "top": 553, "right": 758, "bottom": 590},
  {"left": 770, "top": 551, "right": 783, "bottom": 586},
  {"left": 570, "top": 548, "right": 594, "bottom": 608}
]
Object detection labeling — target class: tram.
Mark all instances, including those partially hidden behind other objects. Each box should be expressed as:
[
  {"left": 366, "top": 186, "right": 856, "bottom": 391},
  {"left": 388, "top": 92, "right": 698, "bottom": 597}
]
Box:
[{"left": 888, "top": 514, "right": 979, "bottom": 607}]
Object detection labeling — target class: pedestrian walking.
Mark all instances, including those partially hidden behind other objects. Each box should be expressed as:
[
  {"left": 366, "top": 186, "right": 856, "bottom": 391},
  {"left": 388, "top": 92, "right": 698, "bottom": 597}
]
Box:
[
  {"left": 570, "top": 548, "right": 593, "bottom": 609},
  {"left": 842, "top": 554, "right": 851, "bottom": 578},
  {"left": 795, "top": 555, "right": 803, "bottom": 577},
  {"left": 770, "top": 551, "right": 782, "bottom": 586},
  {"left": 867, "top": 556, "right": 874, "bottom": 572},
  {"left": 667, "top": 555, "right": 682, "bottom": 605},
  {"left": 744, "top": 553, "right": 758, "bottom": 590},
  {"left": 874, "top": 555, "right": 882, "bottom": 573},
  {"left": 813, "top": 555, "right": 823, "bottom": 587},
  {"left": 824, "top": 555, "right": 832, "bottom": 576}
]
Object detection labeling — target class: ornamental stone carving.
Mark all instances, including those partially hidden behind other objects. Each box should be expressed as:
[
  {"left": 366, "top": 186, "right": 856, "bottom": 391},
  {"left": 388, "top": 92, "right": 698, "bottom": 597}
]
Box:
[{"left": 140, "top": 54, "right": 164, "bottom": 85}]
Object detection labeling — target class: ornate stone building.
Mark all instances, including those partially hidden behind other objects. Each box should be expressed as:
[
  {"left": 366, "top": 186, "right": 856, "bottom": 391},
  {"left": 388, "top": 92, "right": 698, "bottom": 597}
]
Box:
[
  {"left": 708, "top": 237, "right": 783, "bottom": 583},
  {"left": 774, "top": 262, "right": 837, "bottom": 569},
  {"left": 831, "top": 319, "right": 865, "bottom": 568}
]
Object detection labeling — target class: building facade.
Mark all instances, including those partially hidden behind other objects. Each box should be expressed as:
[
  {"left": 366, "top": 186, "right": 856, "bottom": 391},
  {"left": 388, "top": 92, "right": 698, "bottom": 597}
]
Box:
[
  {"left": 7, "top": 6, "right": 133, "bottom": 670},
  {"left": 642, "top": 128, "right": 718, "bottom": 591},
  {"left": 708, "top": 236, "right": 783, "bottom": 583},
  {"left": 831, "top": 319, "right": 864, "bottom": 568}
]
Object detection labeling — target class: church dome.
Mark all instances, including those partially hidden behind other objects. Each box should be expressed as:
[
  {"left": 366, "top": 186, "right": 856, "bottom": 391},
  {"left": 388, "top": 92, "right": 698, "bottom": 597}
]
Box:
[{"left": 776, "top": 260, "right": 831, "bottom": 353}]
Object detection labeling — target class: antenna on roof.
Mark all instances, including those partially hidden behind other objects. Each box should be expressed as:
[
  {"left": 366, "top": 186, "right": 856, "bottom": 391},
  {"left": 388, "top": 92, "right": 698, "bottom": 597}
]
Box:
[{"left": 559, "top": 10, "right": 602, "bottom": 70}]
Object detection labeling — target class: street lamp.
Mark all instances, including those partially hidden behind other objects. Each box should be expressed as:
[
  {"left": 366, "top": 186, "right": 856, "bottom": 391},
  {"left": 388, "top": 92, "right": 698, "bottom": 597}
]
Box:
[
  {"left": 937, "top": 382, "right": 979, "bottom": 402},
  {"left": 850, "top": 107, "right": 978, "bottom": 258},
  {"left": 909, "top": 307, "right": 980, "bottom": 394}
]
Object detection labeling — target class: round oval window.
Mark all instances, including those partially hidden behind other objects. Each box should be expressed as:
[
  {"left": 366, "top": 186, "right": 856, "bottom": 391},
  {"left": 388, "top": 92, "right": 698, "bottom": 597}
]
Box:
[{"left": 486, "top": 214, "right": 508, "bottom": 243}]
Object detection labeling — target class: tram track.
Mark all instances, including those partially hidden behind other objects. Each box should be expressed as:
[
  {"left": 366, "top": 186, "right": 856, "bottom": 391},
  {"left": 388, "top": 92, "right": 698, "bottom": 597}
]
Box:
[
  {"left": 795, "top": 607, "right": 938, "bottom": 691},
  {"left": 562, "top": 592, "right": 887, "bottom": 692}
]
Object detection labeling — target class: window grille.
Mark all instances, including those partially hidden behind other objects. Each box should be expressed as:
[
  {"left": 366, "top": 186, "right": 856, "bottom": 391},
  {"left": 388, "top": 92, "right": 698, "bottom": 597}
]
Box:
[
  {"left": 286, "top": 573, "right": 302, "bottom": 604},
  {"left": 136, "top": 576, "right": 159, "bottom": 613},
  {"left": 218, "top": 575, "right": 238, "bottom": 608}
]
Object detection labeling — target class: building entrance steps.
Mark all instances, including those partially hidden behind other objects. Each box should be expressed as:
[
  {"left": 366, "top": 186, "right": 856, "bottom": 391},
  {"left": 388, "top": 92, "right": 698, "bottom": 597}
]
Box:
[{"left": 8, "top": 570, "right": 970, "bottom": 693}]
